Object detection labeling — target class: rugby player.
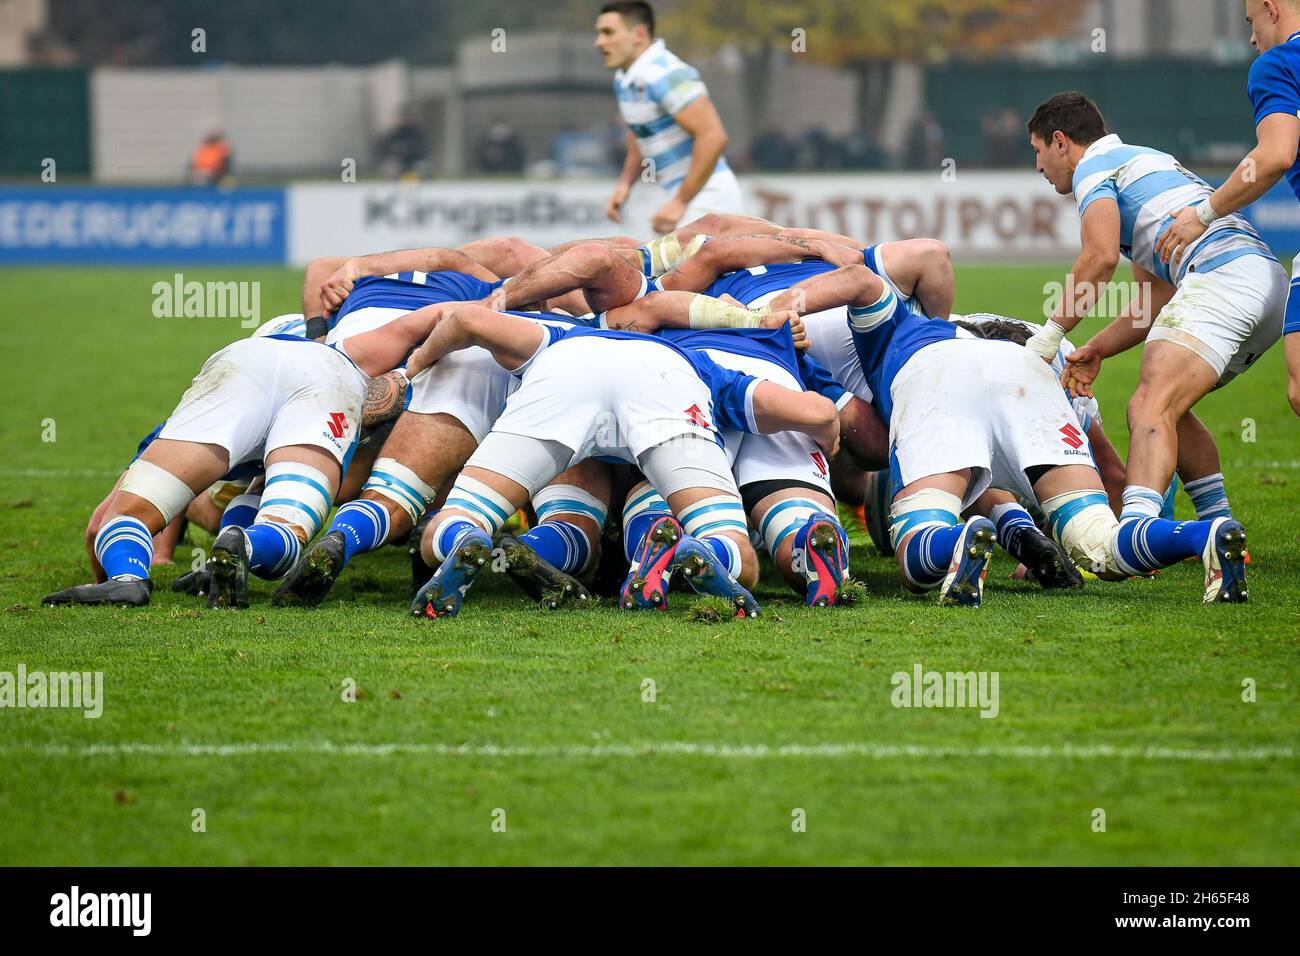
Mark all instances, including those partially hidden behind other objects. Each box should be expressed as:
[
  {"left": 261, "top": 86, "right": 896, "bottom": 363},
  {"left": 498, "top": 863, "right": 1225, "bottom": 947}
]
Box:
[
  {"left": 596, "top": 1, "right": 742, "bottom": 234},
  {"left": 275, "top": 260, "right": 792, "bottom": 607},
  {"left": 1157, "top": 0, "right": 1300, "bottom": 418},
  {"left": 1027, "top": 93, "right": 1284, "bottom": 541},
  {"left": 400, "top": 305, "right": 839, "bottom": 618},
  {"left": 847, "top": 293, "right": 1251, "bottom": 607},
  {"left": 43, "top": 331, "right": 392, "bottom": 609}
]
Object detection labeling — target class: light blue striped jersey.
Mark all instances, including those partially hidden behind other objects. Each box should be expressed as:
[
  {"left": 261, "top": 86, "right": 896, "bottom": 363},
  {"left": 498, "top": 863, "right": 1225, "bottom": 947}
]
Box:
[
  {"left": 1072, "top": 134, "right": 1276, "bottom": 286},
  {"left": 614, "top": 39, "right": 730, "bottom": 192},
  {"left": 250, "top": 312, "right": 309, "bottom": 338}
]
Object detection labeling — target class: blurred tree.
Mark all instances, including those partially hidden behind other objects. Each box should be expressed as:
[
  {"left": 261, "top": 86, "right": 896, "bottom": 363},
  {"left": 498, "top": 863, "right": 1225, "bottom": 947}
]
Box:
[{"left": 662, "top": 0, "right": 1090, "bottom": 152}]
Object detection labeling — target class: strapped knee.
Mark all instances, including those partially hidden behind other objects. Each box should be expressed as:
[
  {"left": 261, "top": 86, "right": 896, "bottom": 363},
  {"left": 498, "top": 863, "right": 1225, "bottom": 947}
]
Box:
[
  {"left": 533, "top": 483, "right": 608, "bottom": 530},
  {"left": 758, "top": 497, "right": 829, "bottom": 556},
  {"left": 622, "top": 481, "right": 670, "bottom": 528},
  {"left": 120, "top": 459, "right": 195, "bottom": 525},
  {"left": 443, "top": 474, "right": 514, "bottom": 537},
  {"left": 1041, "top": 490, "right": 1124, "bottom": 579},
  {"left": 362, "top": 458, "right": 436, "bottom": 526},
  {"left": 257, "top": 462, "right": 333, "bottom": 542},
  {"left": 889, "top": 488, "right": 961, "bottom": 550},
  {"left": 680, "top": 494, "right": 748, "bottom": 540}
]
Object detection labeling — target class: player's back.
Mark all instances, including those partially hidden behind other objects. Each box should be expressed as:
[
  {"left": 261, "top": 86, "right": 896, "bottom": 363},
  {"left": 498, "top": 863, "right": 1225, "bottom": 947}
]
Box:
[
  {"left": 336, "top": 272, "right": 502, "bottom": 321},
  {"left": 703, "top": 260, "right": 837, "bottom": 306},
  {"left": 1071, "top": 134, "right": 1275, "bottom": 286},
  {"left": 614, "top": 39, "right": 730, "bottom": 192}
]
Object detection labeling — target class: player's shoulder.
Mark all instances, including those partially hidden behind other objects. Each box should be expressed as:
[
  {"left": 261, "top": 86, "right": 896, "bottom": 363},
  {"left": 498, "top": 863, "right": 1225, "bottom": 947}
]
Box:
[
  {"left": 1252, "top": 39, "right": 1300, "bottom": 76},
  {"left": 1249, "top": 41, "right": 1300, "bottom": 92},
  {"left": 631, "top": 41, "right": 700, "bottom": 89},
  {"left": 250, "top": 313, "right": 307, "bottom": 338}
]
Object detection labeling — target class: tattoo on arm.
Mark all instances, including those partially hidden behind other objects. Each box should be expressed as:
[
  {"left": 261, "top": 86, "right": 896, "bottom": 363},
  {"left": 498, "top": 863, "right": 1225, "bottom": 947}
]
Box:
[{"left": 362, "top": 372, "right": 404, "bottom": 428}]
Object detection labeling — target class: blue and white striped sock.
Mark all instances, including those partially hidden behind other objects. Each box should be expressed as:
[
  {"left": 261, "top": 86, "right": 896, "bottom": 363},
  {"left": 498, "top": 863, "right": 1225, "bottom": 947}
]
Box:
[
  {"left": 1112, "top": 516, "right": 1212, "bottom": 576},
  {"left": 901, "top": 524, "right": 964, "bottom": 590},
  {"left": 701, "top": 535, "right": 743, "bottom": 579},
  {"left": 94, "top": 516, "right": 154, "bottom": 581},
  {"left": 220, "top": 494, "right": 261, "bottom": 531},
  {"left": 990, "top": 503, "right": 1038, "bottom": 556},
  {"left": 1120, "top": 485, "right": 1165, "bottom": 521},
  {"left": 522, "top": 521, "right": 591, "bottom": 574},
  {"left": 432, "top": 517, "right": 482, "bottom": 562},
  {"left": 1183, "top": 473, "right": 1231, "bottom": 521},
  {"left": 245, "top": 521, "right": 301, "bottom": 579},
  {"left": 328, "top": 499, "right": 391, "bottom": 565}
]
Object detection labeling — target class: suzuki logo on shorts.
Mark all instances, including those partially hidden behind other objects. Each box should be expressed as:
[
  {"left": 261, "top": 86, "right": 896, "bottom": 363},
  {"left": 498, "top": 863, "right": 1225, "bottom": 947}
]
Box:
[
  {"left": 1060, "top": 423, "right": 1085, "bottom": 449},
  {"left": 327, "top": 412, "right": 348, "bottom": 439},
  {"left": 811, "top": 451, "right": 828, "bottom": 477},
  {"left": 684, "top": 404, "right": 711, "bottom": 429}
]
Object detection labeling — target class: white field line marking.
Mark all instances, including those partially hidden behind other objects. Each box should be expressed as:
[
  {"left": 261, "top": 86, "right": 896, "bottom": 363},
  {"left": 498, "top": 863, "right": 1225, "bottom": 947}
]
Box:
[
  {"left": 1226, "top": 460, "right": 1300, "bottom": 469},
  {"left": 8, "top": 741, "right": 1294, "bottom": 761}
]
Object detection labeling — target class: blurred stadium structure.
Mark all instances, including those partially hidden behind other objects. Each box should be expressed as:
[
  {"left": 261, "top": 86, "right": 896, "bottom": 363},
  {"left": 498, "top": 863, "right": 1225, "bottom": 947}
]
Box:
[{"left": 3, "top": 0, "right": 1295, "bottom": 265}]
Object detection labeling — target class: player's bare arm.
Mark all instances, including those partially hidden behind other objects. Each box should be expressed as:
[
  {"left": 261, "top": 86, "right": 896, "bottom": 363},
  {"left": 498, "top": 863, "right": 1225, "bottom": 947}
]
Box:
[
  {"left": 652, "top": 96, "right": 728, "bottom": 234},
  {"left": 1157, "top": 112, "right": 1300, "bottom": 264},
  {"left": 1026, "top": 198, "right": 1122, "bottom": 361},
  {"left": 492, "top": 241, "right": 644, "bottom": 315},
  {"left": 404, "top": 305, "right": 547, "bottom": 380},
  {"left": 1065, "top": 261, "right": 1175, "bottom": 397},
  {"left": 766, "top": 264, "right": 888, "bottom": 316},
  {"left": 360, "top": 371, "right": 409, "bottom": 428},
  {"left": 602, "top": 293, "right": 791, "bottom": 334},
  {"left": 320, "top": 247, "right": 498, "bottom": 314},
  {"left": 457, "top": 236, "right": 551, "bottom": 278},
  {"left": 607, "top": 131, "right": 642, "bottom": 224},
  {"left": 656, "top": 235, "right": 857, "bottom": 293},
  {"left": 750, "top": 382, "right": 840, "bottom": 459}
]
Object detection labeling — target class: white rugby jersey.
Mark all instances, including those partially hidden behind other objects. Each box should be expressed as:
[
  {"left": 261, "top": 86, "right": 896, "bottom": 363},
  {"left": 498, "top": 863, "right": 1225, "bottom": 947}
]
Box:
[
  {"left": 614, "top": 39, "right": 731, "bottom": 192},
  {"left": 1072, "top": 134, "right": 1276, "bottom": 287}
]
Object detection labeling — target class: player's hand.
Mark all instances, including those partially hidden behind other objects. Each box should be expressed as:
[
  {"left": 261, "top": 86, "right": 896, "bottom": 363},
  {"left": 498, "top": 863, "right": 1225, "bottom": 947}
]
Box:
[
  {"left": 652, "top": 197, "right": 687, "bottom": 235},
  {"left": 814, "top": 419, "right": 841, "bottom": 460},
  {"left": 320, "top": 258, "right": 364, "bottom": 315},
  {"left": 760, "top": 309, "right": 809, "bottom": 349},
  {"left": 1063, "top": 344, "right": 1103, "bottom": 398},
  {"left": 1155, "top": 206, "right": 1208, "bottom": 265},
  {"left": 804, "top": 239, "right": 863, "bottom": 268},
  {"left": 606, "top": 184, "right": 630, "bottom": 224}
]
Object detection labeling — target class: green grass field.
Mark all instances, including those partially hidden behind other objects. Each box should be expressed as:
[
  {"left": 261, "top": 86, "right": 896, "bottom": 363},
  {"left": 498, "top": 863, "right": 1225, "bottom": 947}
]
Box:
[{"left": 1, "top": 264, "right": 1297, "bottom": 866}]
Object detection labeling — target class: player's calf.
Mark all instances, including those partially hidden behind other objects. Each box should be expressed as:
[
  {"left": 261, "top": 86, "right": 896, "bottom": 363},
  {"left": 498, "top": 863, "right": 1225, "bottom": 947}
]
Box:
[
  {"left": 210, "top": 462, "right": 332, "bottom": 608},
  {"left": 496, "top": 481, "right": 605, "bottom": 609},
  {"left": 413, "top": 473, "right": 521, "bottom": 618},
  {"left": 758, "top": 494, "right": 849, "bottom": 607},
  {"left": 891, "top": 487, "right": 995, "bottom": 607}
]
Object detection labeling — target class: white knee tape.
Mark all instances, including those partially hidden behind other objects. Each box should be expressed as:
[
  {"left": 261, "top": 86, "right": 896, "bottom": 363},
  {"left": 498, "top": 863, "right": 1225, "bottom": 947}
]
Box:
[
  {"left": 120, "top": 459, "right": 195, "bottom": 525},
  {"left": 888, "top": 488, "right": 961, "bottom": 550},
  {"left": 680, "top": 494, "right": 748, "bottom": 540},
  {"left": 758, "top": 497, "right": 825, "bottom": 556},
  {"left": 848, "top": 285, "right": 899, "bottom": 333},
  {"left": 207, "top": 478, "right": 252, "bottom": 510},
  {"left": 443, "top": 474, "right": 515, "bottom": 536},
  {"left": 1041, "top": 490, "right": 1123, "bottom": 579},
  {"left": 257, "top": 462, "right": 334, "bottom": 540},
  {"left": 533, "top": 483, "right": 608, "bottom": 529},
  {"left": 362, "top": 458, "right": 436, "bottom": 526},
  {"left": 622, "top": 481, "right": 670, "bottom": 528}
]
